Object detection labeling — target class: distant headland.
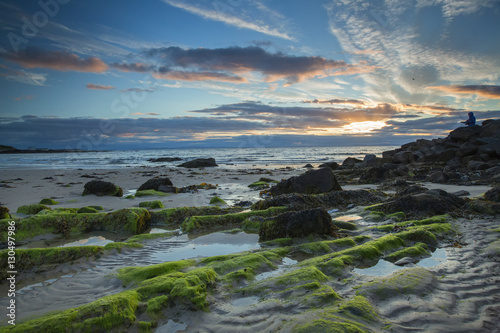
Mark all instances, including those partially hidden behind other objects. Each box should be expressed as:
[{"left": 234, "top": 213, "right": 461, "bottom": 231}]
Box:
[{"left": 0, "top": 145, "right": 101, "bottom": 154}]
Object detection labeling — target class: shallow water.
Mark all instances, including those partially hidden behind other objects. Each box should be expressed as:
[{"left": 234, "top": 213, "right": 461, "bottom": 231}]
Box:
[
  {"left": 354, "top": 248, "right": 448, "bottom": 276},
  {"left": 62, "top": 236, "right": 114, "bottom": 247},
  {"left": 254, "top": 257, "right": 298, "bottom": 281},
  {"left": 156, "top": 319, "right": 188, "bottom": 333}
]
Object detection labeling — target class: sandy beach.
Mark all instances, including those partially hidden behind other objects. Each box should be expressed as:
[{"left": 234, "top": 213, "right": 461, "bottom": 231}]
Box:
[{"left": 0, "top": 164, "right": 499, "bottom": 332}]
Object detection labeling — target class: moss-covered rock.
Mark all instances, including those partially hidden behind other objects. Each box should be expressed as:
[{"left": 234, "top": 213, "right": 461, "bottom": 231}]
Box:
[
  {"left": 338, "top": 296, "right": 378, "bottom": 322},
  {"left": 209, "top": 196, "right": 226, "bottom": 206},
  {"left": 0, "top": 206, "right": 11, "bottom": 219},
  {"left": 39, "top": 198, "right": 59, "bottom": 205},
  {"left": 332, "top": 220, "right": 357, "bottom": 230},
  {"left": 385, "top": 242, "right": 430, "bottom": 262},
  {"left": 181, "top": 207, "right": 286, "bottom": 233},
  {"left": 139, "top": 200, "right": 165, "bottom": 209},
  {"left": 151, "top": 206, "right": 243, "bottom": 226},
  {"left": 118, "top": 259, "right": 196, "bottom": 286},
  {"left": 82, "top": 180, "right": 123, "bottom": 197},
  {"left": 135, "top": 189, "right": 170, "bottom": 197},
  {"left": 77, "top": 206, "right": 100, "bottom": 214},
  {"left": 16, "top": 204, "right": 50, "bottom": 215}
]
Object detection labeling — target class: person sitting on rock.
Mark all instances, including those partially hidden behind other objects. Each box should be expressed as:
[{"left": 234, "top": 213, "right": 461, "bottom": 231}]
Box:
[{"left": 462, "top": 112, "right": 476, "bottom": 126}]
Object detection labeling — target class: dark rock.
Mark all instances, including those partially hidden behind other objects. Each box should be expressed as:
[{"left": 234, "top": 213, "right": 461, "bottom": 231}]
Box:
[
  {"left": 382, "top": 149, "right": 398, "bottom": 159},
  {"left": 467, "top": 160, "right": 490, "bottom": 171},
  {"left": 480, "top": 119, "right": 500, "bottom": 138},
  {"left": 484, "top": 187, "right": 500, "bottom": 202},
  {"left": 392, "top": 151, "right": 414, "bottom": 164},
  {"left": 253, "top": 190, "right": 385, "bottom": 211},
  {"left": 396, "top": 185, "right": 428, "bottom": 196},
  {"left": 364, "top": 154, "right": 377, "bottom": 163},
  {"left": 303, "top": 164, "right": 314, "bottom": 168},
  {"left": 138, "top": 177, "right": 173, "bottom": 191},
  {"left": 234, "top": 200, "right": 253, "bottom": 207},
  {"left": 178, "top": 158, "right": 218, "bottom": 168},
  {"left": 456, "top": 145, "right": 479, "bottom": 158},
  {"left": 270, "top": 167, "right": 342, "bottom": 196},
  {"left": 318, "top": 161, "right": 340, "bottom": 170},
  {"left": 259, "top": 208, "right": 337, "bottom": 241},
  {"left": 452, "top": 190, "right": 470, "bottom": 197},
  {"left": 377, "top": 189, "right": 465, "bottom": 218},
  {"left": 428, "top": 171, "right": 449, "bottom": 183},
  {"left": 449, "top": 125, "right": 483, "bottom": 142},
  {"left": 82, "top": 180, "right": 123, "bottom": 197},
  {"left": 158, "top": 185, "right": 178, "bottom": 193},
  {"left": 360, "top": 166, "right": 388, "bottom": 183},
  {"left": 342, "top": 157, "right": 363, "bottom": 168},
  {"left": 148, "top": 157, "right": 182, "bottom": 162},
  {"left": 0, "top": 206, "right": 10, "bottom": 219}
]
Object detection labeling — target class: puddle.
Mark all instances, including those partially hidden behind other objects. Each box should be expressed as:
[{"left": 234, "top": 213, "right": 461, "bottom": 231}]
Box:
[
  {"left": 354, "top": 248, "right": 448, "bottom": 276},
  {"left": 334, "top": 215, "right": 363, "bottom": 222},
  {"left": 61, "top": 236, "right": 113, "bottom": 247},
  {"left": 156, "top": 319, "right": 188, "bottom": 333},
  {"left": 149, "top": 228, "right": 171, "bottom": 234},
  {"left": 151, "top": 232, "right": 260, "bottom": 262},
  {"left": 232, "top": 296, "right": 260, "bottom": 307},
  {"left": 255, "top": 257, "right": 298, "bottom": 281}
]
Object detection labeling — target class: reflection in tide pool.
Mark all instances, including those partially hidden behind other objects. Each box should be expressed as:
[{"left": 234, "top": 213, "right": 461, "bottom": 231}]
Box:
[
  {"left": 354, "top": 248, "right": 448, "bottom": 276},
  {"left": 151, "top": 232, "right": 261, "bottom": 262},
  {"left": 61, "top": 236, "right": 113, "bottom": 247}
]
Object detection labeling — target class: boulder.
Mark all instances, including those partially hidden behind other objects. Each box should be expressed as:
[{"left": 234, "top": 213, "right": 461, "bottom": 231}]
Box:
[
  {"left": 82, "top": 180, "right": 123, "bottom": 197},
  {"left": 138, "top": 177, "right": 173, "bottom": 191},
  {"left": 158, "top": 185, "right": 179, "bottom": 193},
  {"left": 318, "top": 161, "right": 340, "bottom": 170},
  {"left": 449, "top": 125, "right": 483, "bottom": 143},
  {"left": 359, "top": 166, "right": 388, "bottom": 183},
  {"left": 467, "top": 160, "right": 489, "bottom": 171},
  {"left": 484, "top": 187, "right": 500, "bottom": 202},
  {"left": 178, "top": 158, "right": 218, "bottom": 168},
  {"left": 270, "top": 167, "right": 342, "bottom": 196},
  {"left": 480, "top": 119, "right": 500, "bottom": 139},
  {"left": 259, "top": 208, "right": 337, "bottom": 241},
  {"left": 342, "top": 157, "right": 363, "bottom": 168},
  {"left": 428, "top": 171, "right": 449, "bottom": 183},
  {"left": 392, "top": 151, "right": 414, "bottom": 164}
]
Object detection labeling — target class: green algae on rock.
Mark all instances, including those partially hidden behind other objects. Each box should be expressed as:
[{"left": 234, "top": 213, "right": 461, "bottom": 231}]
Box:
[
  {"left": 150, "top": 206, "right": 243, "bottom": 226},
  {"left": 0, "top": 206, "right": 11, "bottom": 219},
  {"left": 118, "top": 259, "right": 196, "bottom": 286},
  {"left": 77, "top": 206, "right": 100, "bottom": 214},
  {"left": 384, "top": 242, "right": 430, "bottom": 262},
  {"left": 209, "top": 196, "right": 227, "bottom": 206},
  {"left": 135, "top": 189, "right": 170, "bottom": 197},
  {"left": 16, "top": 204, "right": 50, "bottom": 215},
  {"left": 82, "top": 180, "right": 123, "bottom": 197},
  {"left": 139, "top": 200, "right": 165, "bottom": 209},
  {"left": 39, "top": 198, "right": 59, "bottom": 205}
]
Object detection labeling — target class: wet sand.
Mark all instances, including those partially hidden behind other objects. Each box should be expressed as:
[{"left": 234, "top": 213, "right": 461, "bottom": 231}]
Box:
[{"left": 0, "top": 166, "right": 499, "bottom": 332}]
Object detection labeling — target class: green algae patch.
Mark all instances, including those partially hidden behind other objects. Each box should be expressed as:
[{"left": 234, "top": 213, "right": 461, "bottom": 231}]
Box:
[
  {"left": 138, "top": 321, "right": 155, "bottom": 333},
  {"left": 151, "top": 206, "right": 243, "bottom": 226},
  {"left": 261, "top": 237, "right": 294, "bottom": 247},
  {"left": 146, "top": 295, "right": 169, "bottom": 318},
  {"left": 408, "top": 223, "right": 454, "bottom": 236},
  {"left": 248, "top": 181, "right": 270, "bottom": 190},
  {"left": 365, "top": 211, "right": 385, "bottom": 222},
  {"left": 17, "top": 204, "right": 50, "bottom": 215},
  {"left": 209, "top": 196, "right": 227, "bottom": 206},
  {"left": 1, "top": 208, "right": 152, "bottom": 242},
  {"left": 338, "top": 296, "right": 378, "bottom": 322},
  {"left": 297, "top": 241, "right": 332, "bottom": 254},
  {"left": 201, "top": 251, "right": 281, "bottom": 275},
  {"left": 39, "top": 198, "right": 58, "bottom": 205},
  {"left": 135, "top": 189, "right": 170, "bottom": 197},
  {"left": 275, "top": 266, "right": 329, "bottom": 286},
  {"left": 356, "top": 267, "right": 437, "bottom": 300},
  {"left": 385, "top": 243, "right": 430, "bottom": 262},
  {"left": 139, "top": 200, "right": 165, "bottom": 209},
  {"left": 489, "top": 227, "right": 500, "bottom": 233},
  {"left": 104, "top": 242, "right": 143, "bottom": 252},
  {"left": 136, "top": 267, "right": 218, "bottom": 311},
  {"left": 118, "top": 259, "right": 196, "bottom": 286},
  {"left": 354, "top": 235, "right": 371, "bottom": 243},
  {"left": 397, "top": 228, "right": 438, "bottom": 247},
  {"left": 125, "top": 231, "right": 176, "bottom": 243},
  {"left": 387, "top": 212, "right": 405, "bottom": 221},
  {"left": 5, "top": 290, "right": 139, "bottom": 333},
  {"left": 0, "top": 206, "right": 11, "bottom": 219},
  {"left": 77, "top": 206, "right": 100, "bottom": 214},
  {"left": 0, "top": 246, "right": 103, "bottom": 279},
  {"left": 332, "top": 220, "right": 357, "bottom": 230},
  {"left": 181, "top": 207, "right": 287, "bottom": 233},
  {"left": 223, "top": 267, "right": 256, "bottom": 284}
]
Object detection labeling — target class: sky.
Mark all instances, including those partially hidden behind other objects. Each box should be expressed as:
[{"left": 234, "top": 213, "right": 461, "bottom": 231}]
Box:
[{"left": 0, "top": 0, "right": 499, "bottom": 150}]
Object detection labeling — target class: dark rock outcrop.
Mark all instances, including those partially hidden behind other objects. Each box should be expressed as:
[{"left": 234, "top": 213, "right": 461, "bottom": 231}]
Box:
[
  {"left": 148, "top": 157, "right": 182, "bottom": 162},
  {"left": 138, "top": 177, "right": 173, "bottom": 191},
  {"left": 178, "top": 158, "right": 218, "bottom": 168},
  {"left": 82, "top": 180, "right": 123, "bottom": 197},
  {"left": 270, "top": 167, "right": 342, "bottom": 196},
  {"left": 259, "top": 208, "right": 337, "bottom": 241},
  {"left": 318, "top": 161, "right": 340, "bottom": 170},
  {"left": 484, "top": 187, "right": 500, "bottom": 202}
]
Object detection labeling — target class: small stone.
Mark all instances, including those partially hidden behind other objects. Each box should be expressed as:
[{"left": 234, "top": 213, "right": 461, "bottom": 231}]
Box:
[{"left": 394, "top": 257, "right": 415, "bottom": 266}]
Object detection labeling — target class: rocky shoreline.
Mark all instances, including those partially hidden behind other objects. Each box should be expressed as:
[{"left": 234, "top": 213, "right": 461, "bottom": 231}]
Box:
[{"left": 0, "top": 122, "right": 499, "bottom": 332}]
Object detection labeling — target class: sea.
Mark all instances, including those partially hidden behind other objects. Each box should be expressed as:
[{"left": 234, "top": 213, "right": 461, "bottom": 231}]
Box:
[{"left": 0, "top": 146, "right": 398, "bottom": 170}]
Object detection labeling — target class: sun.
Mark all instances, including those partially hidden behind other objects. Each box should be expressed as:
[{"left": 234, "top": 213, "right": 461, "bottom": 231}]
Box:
[{"left": 342, "top": 121, "right": 387, "bottom": 134}]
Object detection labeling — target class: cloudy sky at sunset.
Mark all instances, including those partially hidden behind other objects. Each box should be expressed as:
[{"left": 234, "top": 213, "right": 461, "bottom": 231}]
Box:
[{"left": 1, "top": 0, "right": 499, "bottom": 149}]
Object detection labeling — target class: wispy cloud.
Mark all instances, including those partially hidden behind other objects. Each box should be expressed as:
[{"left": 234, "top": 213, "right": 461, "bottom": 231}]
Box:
[
  {"left": 121, "top": 88, "right": 155, "bottom": 93},
  {"left": 86, "top": 83, "right": 115, "bottom": 90},
  {"left": 162, "top": 0, "right": 296, "bottom": 41},
  {"left": 0, "top": 48, "right": 107, "bottom": 72},
  {"left": 426, "top": 85, "right": 500, "bottom": 99},
  {"left": 130, "top": 112, "right": 160, "bottom": 116},
  {"left": 0, "top": 65, "right": 47, "bottom": 86},
  {"left": 303, "top": 98, "right": 367, "bottom": 106}
]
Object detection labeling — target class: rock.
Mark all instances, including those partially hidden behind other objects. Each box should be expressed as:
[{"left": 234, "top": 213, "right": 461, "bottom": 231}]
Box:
[
  {"left": 148, "top": 157, "right": 182, "bottom": 162},
  {"left": 259, "top": 208, "right": 337, "bottom": 241},
  {"left": 303, "top": 164, "right": 314, "bottom": 168},
  {"left": 318, "top": 161, "right": 340, "bottom": 170},
  {"left": 82, "top": 180, "right": 123, "bottom": 197},
  {"left": 39, "top": 198, "right": 59, "bottom": 205},
  {"left": 392, "top": 151, "right": 414, "bottom": 164},
  {"left": 0, "top": 206, "right": 11, "bottom": 219},
  {"left": 394, "top": 257, "right": 416, "bottom": 266},
  {"left": 138, "top": 177, "right": 173, "bottom": 191},
  {"left": 484, "top": 187, "right": 500, "bottom": 202},
  {"left": 480, "top": 119, "right": 500, "bottom": 138},
  {"left": 359, "top": 166, "right": 388, "bottom": 183},
  {"left": 178, "top": 158, "right": 218, "bottom": 168},
  {"left": 396, "top": 185, "right": 428, "bottom": 196},
  {"left": 377, "top": 189, "right": 465, "bottom": 218},
  {"left": 364, "top": 154, "right": 377, "bottom": 163},
  {"left": 428, "top": 171, "right": 449, "bottom": 183},
  {"left": 270, "top": 167, "right": 342, "bottom": 196},
  {"left": 16, "top": 204, "right": 51, "bottom": 215},
  {"left": 342, "top": 157, "right": 363, "bottom": 168},
  {"left": 449, "top": 125, "right": 483, "bottom": 142},
  {"left": 452, "top": 190, "right": 470, "bottom": 197},
  {"left": 467, "top": 160, "right": 489, "bottom": 171},
  {"left": 139, "top": 200, "right": 165, "bottom": 209},
  {"left": 158, "top": 185, "right": 178, "bottom": 194}
]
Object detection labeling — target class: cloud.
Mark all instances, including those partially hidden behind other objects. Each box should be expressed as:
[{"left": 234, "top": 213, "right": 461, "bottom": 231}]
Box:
[
  {"left": 121, "top": 88, "right": 155, "bottom": 93},
  {"left": 153, "top": 70, "right": 247, "bottom": 83},
  {"left": 0, "top": 66, "right": 47, "bottom": 86},
  {"left": 130, "top": 112, "right": 160, "bottom": 116},
  {"left": 0, "top": 47, "right": 108, "bottom": 72},
  {"left": 13, "top": 95, "right": 35, "bottom": 101},
  {"left": 111, "top": 63, "right": 153, "bottom": 73},
  {"left": 303, "top": 98, "right": 366, "bottom": 106},
  {"left": 86, "top": 83, "right": 115, "bottom": 90},
  {"left": 426, "top": 85, "right": 500, "bottom": 99},
  {"left": 161, "top": 0, "right": 295, "bottom": 41},
  {"left": 145, "top": 46, "right": 361, "bottom": 85}
]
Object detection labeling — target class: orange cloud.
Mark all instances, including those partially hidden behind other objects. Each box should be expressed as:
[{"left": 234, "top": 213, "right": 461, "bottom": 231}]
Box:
[
  {"left": 0, "top": 48, "right": 108, "bottom": 73},
  {"left": 152, "top": 71, "right": 247, "bottom": 83},
  {"left": 426, "top": 85, "right": 500, "bottom": 99},
  {"left": 86, "top": 83, "right": 115, "bottom": 90}
]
